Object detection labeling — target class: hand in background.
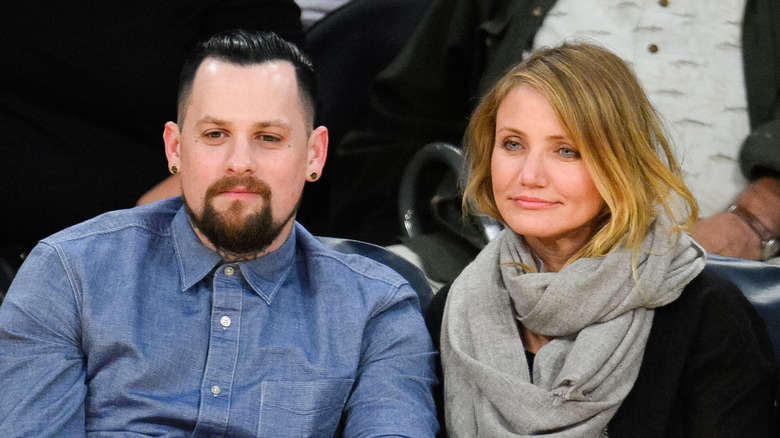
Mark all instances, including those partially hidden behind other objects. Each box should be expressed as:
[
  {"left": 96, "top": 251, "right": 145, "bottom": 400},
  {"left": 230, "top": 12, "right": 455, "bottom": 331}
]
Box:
[
  {"left": 692, "top": 212, "right": 763, "bottom": 260},
  {"left": 691, "top": 176, "right": 780, "bottom": 261},
  {"left": 137, "top": 175, "right": 181, "bottom": 206}
]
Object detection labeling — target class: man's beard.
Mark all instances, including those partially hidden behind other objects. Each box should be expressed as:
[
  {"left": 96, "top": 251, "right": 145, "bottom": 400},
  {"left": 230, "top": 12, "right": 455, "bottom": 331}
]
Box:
[{"left": 184, "top": 176, "right": 299, "bottom": 260}]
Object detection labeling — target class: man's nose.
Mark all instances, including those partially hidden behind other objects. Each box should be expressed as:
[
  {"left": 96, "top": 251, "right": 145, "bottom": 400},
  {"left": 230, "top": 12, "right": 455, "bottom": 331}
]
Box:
[{"left": 225, "top": 139, "right": 256, "bottom": 175}]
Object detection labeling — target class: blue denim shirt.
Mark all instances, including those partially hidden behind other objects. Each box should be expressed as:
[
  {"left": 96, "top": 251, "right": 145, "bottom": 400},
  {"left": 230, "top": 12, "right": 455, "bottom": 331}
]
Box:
[{"left": 0, "top": 197, "right": 438, "bottom": 437}]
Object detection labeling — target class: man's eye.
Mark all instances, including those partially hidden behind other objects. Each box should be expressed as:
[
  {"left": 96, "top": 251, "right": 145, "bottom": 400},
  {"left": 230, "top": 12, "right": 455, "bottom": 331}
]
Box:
[
  {"left": 206, "top": 131, "right": 224, "bottom": 140},
  {"left": 260, "top": 135, "right": 280, "bottom": 142}
]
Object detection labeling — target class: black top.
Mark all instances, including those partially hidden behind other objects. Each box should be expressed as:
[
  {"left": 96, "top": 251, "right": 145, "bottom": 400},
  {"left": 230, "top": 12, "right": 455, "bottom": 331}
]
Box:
[
  {"left": 0, "top": 0, "right": 304, "bottom": 247},
  {"left": 427, "top": 269, "right": 779, "bottom": 437}
]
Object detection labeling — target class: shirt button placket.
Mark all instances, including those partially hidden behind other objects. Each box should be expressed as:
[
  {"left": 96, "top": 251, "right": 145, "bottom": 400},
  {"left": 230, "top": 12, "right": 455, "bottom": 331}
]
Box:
[{"left": 193, "top": 264, "right": 242, "bottom": 435}]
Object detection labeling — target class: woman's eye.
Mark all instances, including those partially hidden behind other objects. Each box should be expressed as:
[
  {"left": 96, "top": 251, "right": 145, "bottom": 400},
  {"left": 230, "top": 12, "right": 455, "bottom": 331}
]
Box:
[
  {"left": 503, "top": 139, "right": 522, "bottom": 151},
  {"left": 558, "top": 146, "right": 580, "bottom": 159}
]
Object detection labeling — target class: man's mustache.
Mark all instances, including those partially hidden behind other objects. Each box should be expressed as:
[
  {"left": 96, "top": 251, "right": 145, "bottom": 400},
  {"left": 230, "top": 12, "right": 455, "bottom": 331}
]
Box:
[{"left": 205, "top": 176, "right": 271, "bottom": 199}]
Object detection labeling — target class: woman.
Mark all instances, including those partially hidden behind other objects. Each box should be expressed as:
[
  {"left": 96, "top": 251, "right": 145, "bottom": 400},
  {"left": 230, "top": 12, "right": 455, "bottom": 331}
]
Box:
[{"left": 439, "top": 43, "right": 777, "bottom": 437}]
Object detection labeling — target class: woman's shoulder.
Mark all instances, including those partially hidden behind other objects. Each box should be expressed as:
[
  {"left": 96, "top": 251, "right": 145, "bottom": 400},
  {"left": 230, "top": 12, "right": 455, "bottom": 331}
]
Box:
[
  {"left": 661, "top": 268, "right": 747, "bottom": 310},
  {"left": 663, "top": 268, "right": 765, "bottom": 326},
  {"left": 652, "top": 268, "right": 773, "bottom": 352}
]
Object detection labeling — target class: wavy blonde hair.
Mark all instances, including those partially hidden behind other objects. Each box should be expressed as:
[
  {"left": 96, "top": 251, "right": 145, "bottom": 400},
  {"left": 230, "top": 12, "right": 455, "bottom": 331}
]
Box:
[{"left": 463, "top": 42, "right": 697, "bottom": 263}]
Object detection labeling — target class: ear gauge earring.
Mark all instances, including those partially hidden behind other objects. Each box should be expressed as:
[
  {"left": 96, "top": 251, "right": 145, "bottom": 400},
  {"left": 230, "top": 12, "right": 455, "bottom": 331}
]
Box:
[
  {"left": 310, "top": 172, "right": 319, "bottom": 181},
  {"left": 170, "top": 166, "right": 178, "bottom": 175}
]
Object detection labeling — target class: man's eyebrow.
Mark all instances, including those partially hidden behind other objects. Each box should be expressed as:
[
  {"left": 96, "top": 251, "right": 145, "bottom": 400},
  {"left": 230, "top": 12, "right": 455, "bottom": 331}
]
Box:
[
  {"left": 196, "top": 116, "right": 228, "bottom": 126},
  {"left": 253, "top": 119, "right": 291, "bottom": 130},
  {"left": 195, "top": 117, "right": 291, "bottom": 131}
]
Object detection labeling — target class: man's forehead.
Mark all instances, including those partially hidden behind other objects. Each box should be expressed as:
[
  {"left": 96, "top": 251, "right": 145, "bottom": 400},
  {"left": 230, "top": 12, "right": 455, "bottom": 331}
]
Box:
[
  {"left": 184, "top": 58, "right": 307, "bottom": 124},
  {"left": 195, "top": 57, "right": 297, "bottom": 84},
  {"left": 188, "top": 58, "right": 301, "bottom": 107}
]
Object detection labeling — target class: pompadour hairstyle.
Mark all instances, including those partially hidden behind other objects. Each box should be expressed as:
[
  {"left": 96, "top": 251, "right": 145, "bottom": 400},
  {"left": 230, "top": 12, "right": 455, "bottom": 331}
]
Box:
[{"left": 176, "top": 29, "right": 317, "bottom": 128}]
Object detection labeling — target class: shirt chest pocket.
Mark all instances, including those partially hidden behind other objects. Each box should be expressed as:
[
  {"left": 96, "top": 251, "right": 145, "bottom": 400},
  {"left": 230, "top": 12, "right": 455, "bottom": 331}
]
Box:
[{"left": 258, "top": 378, "right": 354, "bottom": 437}]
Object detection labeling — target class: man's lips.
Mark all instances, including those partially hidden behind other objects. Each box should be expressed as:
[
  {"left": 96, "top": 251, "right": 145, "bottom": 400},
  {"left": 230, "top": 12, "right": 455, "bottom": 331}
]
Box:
[
  {"left": 219, "top": 186, "right": 260, "bottom": 200},
  {"left": 512, "top": 196, "right": 557, "bottom": 210}
]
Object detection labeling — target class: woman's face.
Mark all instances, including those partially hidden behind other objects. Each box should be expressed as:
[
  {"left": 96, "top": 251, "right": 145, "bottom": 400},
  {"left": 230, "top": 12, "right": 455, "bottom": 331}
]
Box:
[{"left": 491, "top": 86, "right": 605, "bottom": 251}]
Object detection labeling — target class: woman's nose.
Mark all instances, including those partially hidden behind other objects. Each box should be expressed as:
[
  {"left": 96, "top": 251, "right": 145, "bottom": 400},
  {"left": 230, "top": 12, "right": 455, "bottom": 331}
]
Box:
[{"left": 518, "top": 152, "right": 546, "bottom": 187}]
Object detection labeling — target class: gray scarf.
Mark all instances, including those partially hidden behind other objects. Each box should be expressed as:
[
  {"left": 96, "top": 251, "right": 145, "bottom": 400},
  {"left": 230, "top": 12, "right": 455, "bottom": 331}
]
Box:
[{"left": 441, "top": 217, "right": 705, "bottom": 437}]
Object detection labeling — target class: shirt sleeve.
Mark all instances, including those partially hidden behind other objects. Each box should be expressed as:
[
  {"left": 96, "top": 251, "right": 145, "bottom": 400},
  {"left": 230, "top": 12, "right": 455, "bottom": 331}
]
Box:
[
  {"left": 341, "top": 283, "right": 439, "bottom": 437},
  {"left": 740, "top": 0, "right": 780, "bottom": 180},
  {"left": 0, "top": 242, "right": 87, "bottom": 437},
  {"left": 740, "top": 119, "right": 780, "bottom": 179}
]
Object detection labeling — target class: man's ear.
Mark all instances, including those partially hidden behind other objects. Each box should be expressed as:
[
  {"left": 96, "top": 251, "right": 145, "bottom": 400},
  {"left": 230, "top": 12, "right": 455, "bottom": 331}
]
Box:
[
  {"left": 163, "top": 121, "right": 182, "bottom": 171},
  {"left": 306, "top": 126, "right": 328, "bottom": 181}
]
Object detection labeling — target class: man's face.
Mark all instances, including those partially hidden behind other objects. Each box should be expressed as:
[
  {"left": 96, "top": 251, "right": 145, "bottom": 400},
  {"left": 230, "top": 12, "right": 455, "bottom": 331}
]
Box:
[{"left": 164, "top": 59, "right": 327, "bottom": 259}]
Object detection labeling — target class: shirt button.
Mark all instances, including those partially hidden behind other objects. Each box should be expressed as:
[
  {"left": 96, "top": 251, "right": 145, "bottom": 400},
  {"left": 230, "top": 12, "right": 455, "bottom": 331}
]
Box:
[
  {"left": 211, "top": 385, "right": 221, "bottom": 396},
  {"left": 659, "top": 0, "right": 669, "bottom": 6},
  {"left": 648, "top": 43, "right": 659, "bottom": 53},
  {"left": 220, "top": 315, "right": 231, "bottom": 328},
  {"left": 532, "top": 6, "right": 543, "bottom": 17},
  {"left": 224, "top": 266, "right": 235, "bottom": 276}
]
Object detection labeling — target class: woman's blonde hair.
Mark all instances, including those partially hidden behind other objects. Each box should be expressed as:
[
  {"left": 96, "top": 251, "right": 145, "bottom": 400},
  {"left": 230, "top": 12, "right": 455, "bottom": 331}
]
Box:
[{"left": 463, "top": 42, "right": 697, "bottom": 262}]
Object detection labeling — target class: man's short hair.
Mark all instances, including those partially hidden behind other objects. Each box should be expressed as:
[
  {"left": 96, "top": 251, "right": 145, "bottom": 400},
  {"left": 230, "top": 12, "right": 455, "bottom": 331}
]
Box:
[{"left": 177, "top": 29, "right": 317, "bottom": 127}]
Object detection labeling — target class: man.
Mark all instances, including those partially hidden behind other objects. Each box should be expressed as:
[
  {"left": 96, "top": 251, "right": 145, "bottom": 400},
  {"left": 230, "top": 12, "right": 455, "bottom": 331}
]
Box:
[
  {"left": 0, "top": 30, "right": 438, "bottom": 437},
  {"left": 0, "top": 0, "right": 305, "bottom": 289}
]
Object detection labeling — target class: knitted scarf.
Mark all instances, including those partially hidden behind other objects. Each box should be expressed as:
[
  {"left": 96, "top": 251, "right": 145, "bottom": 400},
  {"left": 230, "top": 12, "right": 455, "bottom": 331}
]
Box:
[{"left": 441, "top": 218, "right": 705, "bottom": 437}]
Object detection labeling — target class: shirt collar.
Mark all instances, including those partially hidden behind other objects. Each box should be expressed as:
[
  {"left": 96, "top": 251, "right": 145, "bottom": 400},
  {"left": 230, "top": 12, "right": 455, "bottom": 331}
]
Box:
[
  {"left": 171, "top": 206, "right": 223, "bottom": 291},
  {"left": 235, "top": 229, "right": 296, "bottom": 304},
  {"left": 171, "top": 205, "right": 297, "bottom": 303}
]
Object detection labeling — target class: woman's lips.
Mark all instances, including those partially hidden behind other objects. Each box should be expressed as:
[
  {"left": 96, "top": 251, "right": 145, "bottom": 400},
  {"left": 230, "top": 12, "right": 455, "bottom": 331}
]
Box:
[{"left": 512, "top": 196, "right": 557, "bottom": 209}]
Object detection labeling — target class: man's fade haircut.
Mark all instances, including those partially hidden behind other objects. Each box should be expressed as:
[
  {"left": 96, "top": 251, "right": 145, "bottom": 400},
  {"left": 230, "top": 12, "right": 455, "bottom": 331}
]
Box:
[{"left": 176, "top": 29, "right": 317, "bottom": 128}]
